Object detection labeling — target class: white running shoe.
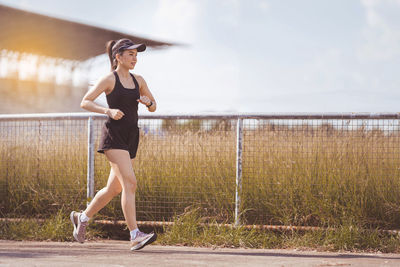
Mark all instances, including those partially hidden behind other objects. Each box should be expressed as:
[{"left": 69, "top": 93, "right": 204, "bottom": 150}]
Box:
[
  {"left": 130, "top": 231, "right": 157, "bottom": 251},
  {"left": 70, "top": 211, "right": 88, "bottom": 243}
]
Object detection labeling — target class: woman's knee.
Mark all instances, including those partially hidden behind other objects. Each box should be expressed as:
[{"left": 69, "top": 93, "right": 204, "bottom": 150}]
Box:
[{"left": 122, "top": 176, "right": 137, "bottom": 193}]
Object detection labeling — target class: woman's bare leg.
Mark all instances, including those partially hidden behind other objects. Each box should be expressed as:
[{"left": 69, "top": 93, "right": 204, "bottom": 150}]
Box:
[
  {"left": 84, "top": 165, "right": 122, "bottom": 217},
  {"left": 104, "top": 149, "right": 138, "bottom": 231}
]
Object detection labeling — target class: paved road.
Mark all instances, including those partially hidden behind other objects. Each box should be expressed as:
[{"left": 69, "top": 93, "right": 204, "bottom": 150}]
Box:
[{"left": 1, "top": 240, "right": 400, "bottom": 266}]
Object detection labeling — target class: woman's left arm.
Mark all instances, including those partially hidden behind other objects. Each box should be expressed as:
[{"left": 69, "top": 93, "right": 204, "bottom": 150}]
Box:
[{"left": 136, "top": 75, "right": 157, "bottom": 112}]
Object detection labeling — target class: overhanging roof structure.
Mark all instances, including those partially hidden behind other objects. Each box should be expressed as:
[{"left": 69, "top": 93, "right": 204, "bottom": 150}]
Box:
[{"left": 0, "top": 4, "right": 174, "bottom": 61}]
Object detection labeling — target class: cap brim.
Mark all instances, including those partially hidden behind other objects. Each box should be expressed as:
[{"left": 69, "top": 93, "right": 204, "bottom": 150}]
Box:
[{"left": 125, "top": 44, "right": 146, "bottom": 52}]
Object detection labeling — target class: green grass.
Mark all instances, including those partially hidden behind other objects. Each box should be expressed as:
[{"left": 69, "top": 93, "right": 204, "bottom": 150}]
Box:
[
  {"left": 2, "top": 207, "right": 400, "bottom": 253},
  {"left": 157, "top": 207, "right": 400, "bottom": 253},
  {"left": 0, "top": 209, "right": 104, "bottom": 241}
]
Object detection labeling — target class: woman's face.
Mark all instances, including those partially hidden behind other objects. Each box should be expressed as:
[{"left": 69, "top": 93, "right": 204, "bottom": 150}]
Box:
[{"left": 117, "top": 49, "right": 138, "bottom": 69}]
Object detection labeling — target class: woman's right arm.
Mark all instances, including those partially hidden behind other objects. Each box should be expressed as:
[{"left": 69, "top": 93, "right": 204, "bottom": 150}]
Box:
[{"left": 80, "top": 75, "right": 124, "bottom": 120}]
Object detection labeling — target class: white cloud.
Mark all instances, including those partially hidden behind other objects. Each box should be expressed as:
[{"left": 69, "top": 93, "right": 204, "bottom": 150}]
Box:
[
  {"left": 137, "top": 0, "right": 242, "bottom": 114},
  {"left": 251, "top": 47, "right": 348, "bottom": 98},
  {"left": 152, "top": 0, "right": 199, "bottom": 43},
  {"left": 136, "top": 44, "right": 240, "bottom": 114},
  {"left": 217, "top": 0, "right": 241, "bottom": 27},
  {"left": 257, "top": 0, "right": 269, "bottom": 12},
  {"left": 358, "top": 0, "right": 400, "bottom": 61}
]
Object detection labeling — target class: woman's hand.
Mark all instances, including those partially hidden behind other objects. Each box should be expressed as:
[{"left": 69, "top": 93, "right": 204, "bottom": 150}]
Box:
[
  {"left": 137, "top": 95, "right": 152, "bottom": 107},
  {"left": 106, "top": 108, "right": 125, "bottom": 120}
]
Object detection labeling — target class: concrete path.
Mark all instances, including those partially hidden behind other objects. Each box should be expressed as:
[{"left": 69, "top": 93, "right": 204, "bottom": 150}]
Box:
[{"left": 1, "top": 240, "right": 400, "bottom": 266}]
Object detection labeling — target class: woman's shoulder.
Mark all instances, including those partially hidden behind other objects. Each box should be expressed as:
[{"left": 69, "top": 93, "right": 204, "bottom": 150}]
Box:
[
  {"left": 132, "top": 73, "right": 143, "bottom": 81},
  {"left": 97, "top": 72, "right": 116, "bottom": 87},
  {"left": 132, "top": 73, "right": 145, "bottom": 86},
  {"left": 104, "top": 71, "right": 117, "bottom": 82},
  {"left": 92, "top": 72, "right": 116, "bottom": 94}
]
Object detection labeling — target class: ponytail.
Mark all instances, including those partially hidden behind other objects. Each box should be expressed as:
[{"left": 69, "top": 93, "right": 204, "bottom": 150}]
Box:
[{"left": 106, "top": 40, "right": 117, "bottom": 71}]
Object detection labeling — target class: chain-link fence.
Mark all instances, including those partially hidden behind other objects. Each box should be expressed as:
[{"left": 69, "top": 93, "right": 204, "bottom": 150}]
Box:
[{"left": 1, "top": 113, "right": 400, "bottom": 229}]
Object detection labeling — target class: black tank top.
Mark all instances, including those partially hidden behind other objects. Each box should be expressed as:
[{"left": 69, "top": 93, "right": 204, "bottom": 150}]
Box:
[{"left": 105, "top": 71, "right": 140, "bottom": 128}]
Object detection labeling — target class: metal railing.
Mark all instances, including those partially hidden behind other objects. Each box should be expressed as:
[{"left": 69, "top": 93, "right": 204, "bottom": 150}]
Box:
[{"left": 1, "top": 112, "right": 400, "bottom": 229}]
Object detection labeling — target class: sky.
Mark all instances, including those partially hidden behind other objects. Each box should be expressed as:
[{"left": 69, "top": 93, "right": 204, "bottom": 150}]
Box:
[{"left": 0, "top": 0, "right": 399, "bottom": 114}]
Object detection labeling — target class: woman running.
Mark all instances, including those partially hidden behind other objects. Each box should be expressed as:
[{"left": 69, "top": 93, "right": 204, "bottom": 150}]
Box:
[{"left": 70, "top": 38, "right": 157, "bottom": 251}]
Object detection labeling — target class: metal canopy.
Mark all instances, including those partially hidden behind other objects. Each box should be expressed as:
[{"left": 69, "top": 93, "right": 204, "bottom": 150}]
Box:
[{"left": 0, "top": 4, "right": 174, "bottom": 61}]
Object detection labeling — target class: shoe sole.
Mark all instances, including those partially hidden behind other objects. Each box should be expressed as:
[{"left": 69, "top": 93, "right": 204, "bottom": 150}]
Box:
[
  {"left": 70, "top": 211, "right": 84, "bottom": 243},
  {"left": 131, "top": 232, "right": 157, "bottom": 251}
]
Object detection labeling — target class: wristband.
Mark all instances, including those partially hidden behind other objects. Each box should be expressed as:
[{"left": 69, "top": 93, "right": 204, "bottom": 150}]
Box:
[{"left": 146, "top": 101, "right": 153, "bottom": 108}]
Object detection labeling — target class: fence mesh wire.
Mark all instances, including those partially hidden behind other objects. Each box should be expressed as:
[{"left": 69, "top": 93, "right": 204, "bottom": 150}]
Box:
[
  {"left": 93, "top": 118, "right": 236, "bottom": 222},
  {"left": 0, "top": 119, "right": 87, "bottom": 218},
  {"left": 242, "top": 118, "right": 400, "bottom": 228},
  {"left": 1, "top": 115, "right": 400, "bottom": 229}
]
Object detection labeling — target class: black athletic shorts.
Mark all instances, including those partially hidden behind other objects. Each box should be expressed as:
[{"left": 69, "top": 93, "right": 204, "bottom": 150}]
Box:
[{"left": 97, "top": 121, "right": 140, "bottom": 159}]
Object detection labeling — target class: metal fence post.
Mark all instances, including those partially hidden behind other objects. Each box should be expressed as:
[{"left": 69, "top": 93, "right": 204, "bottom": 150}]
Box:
[
  {"left": 235, "top": 118, "right": 243, "bottom": 227},
  {"left": 87, "top": 116, "right": 95, "bottom": 206}
]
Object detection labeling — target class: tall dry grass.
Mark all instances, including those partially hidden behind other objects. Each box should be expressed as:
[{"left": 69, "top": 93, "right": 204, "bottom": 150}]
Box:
[
  {"left": 242, "top": 124, "right": 400, "bottom": 228},
  {"left": 1, "top": 120, "right": 400, "bottom": 231}
]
